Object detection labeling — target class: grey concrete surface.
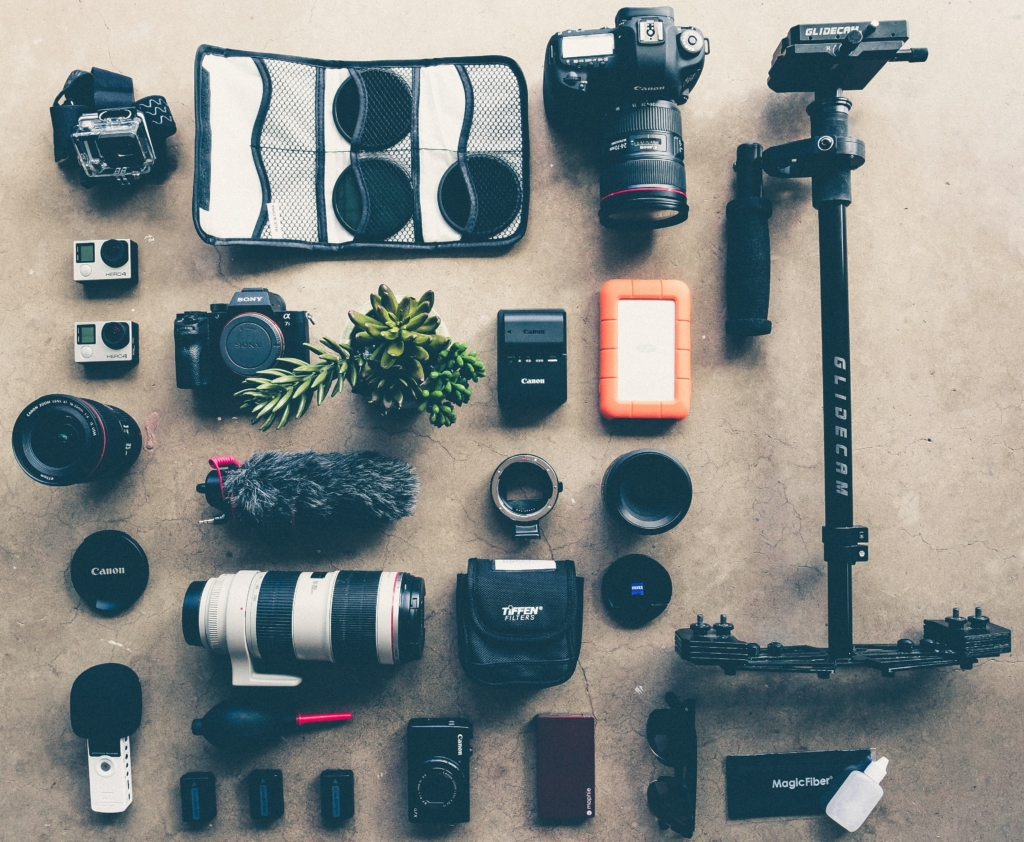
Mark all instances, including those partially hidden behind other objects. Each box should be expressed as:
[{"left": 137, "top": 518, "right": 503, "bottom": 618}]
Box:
[{"left": 1, "top": 1, "right": 1022, "bottom": 840}]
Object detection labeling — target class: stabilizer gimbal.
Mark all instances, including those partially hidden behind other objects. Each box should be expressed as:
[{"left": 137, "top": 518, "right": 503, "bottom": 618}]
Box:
[{"left": 679, "top": 21, "right": 1012, "bottom": 677}]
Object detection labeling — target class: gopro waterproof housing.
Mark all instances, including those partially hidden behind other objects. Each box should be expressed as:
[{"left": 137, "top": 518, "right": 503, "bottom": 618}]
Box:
[{"left": 72, "top": 109, "right": 157, "bottom": 182}]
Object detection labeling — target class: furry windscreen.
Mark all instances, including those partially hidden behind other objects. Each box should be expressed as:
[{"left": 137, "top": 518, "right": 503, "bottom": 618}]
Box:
[{"left": 223, "top": 450, "right": 419, "bottom": 532}]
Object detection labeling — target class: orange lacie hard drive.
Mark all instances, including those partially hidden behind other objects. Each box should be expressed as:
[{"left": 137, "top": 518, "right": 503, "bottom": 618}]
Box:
[{"left": 599, "top": 279, "right": 691, "bottom": 419}]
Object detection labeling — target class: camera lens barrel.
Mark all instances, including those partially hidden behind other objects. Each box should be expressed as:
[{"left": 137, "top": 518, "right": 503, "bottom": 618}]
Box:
[
  {"left": 600, "top": 101, "right": 689, "bottom": 230},
  {"left": 183, "top": 570, "right": 425, "bottom": 673},
  {"left": 12, "top": 394, "right": 141, "bottom": 486}
]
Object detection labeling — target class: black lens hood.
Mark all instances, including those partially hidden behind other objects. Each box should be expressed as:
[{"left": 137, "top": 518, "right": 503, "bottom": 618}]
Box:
[{"left": 603, "top": 449, "right": 692, "bottom": 534}]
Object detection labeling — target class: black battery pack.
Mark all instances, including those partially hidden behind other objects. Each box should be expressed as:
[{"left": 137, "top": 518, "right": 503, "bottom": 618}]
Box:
[{"left": 497, "top": 309, "right": 567, "bottom": 410}]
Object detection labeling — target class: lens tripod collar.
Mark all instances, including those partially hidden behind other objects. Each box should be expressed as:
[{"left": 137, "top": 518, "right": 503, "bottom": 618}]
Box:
[{"left": 490, "top": 454, "right": 562, "bottom": 539}]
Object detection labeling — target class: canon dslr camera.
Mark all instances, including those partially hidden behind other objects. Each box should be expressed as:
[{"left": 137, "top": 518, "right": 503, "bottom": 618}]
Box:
[
  {"left": 544, "top": 6, "right": 707, "bottom": 230},
  {"left": 174, "top": 288, "right": 310, "bottom": 393}
]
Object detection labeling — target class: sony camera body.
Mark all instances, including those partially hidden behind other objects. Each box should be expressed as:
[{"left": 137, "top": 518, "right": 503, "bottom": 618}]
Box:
[
  {"left": 407, "top": 718, "right": 472, "bottom": 824},
  {"left": 75, "top": 321, "right": 139, "bottom": 368},
  {"left": 543, "top": 7, "right": 708, "bottom": 230},
  {"left": 174, "top": 288, "right": 310, "bottom": 392},
  {"left": 544, "top": 6, "right": 707, "bottom": 127}
]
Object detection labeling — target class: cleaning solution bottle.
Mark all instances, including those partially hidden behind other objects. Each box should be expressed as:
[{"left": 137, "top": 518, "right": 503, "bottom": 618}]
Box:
[{"left": 825, "top": 756, "right": 888, "bottom": 831}]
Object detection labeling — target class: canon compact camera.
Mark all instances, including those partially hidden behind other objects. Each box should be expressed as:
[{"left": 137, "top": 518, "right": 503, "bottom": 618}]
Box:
[
  {"left": 543, "top": 6, "right": 707, "bottom": 229},
  {"left": 174, "top": 288, "right": 310, "bottom": 393},
  {"left": 407, "top": 719, "right": 472, "bottom": 824}
]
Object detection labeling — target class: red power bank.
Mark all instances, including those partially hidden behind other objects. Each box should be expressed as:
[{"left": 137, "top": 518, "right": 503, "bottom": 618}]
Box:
[{"left": 536, "top": 714, "right": 595, "bottom": 822}]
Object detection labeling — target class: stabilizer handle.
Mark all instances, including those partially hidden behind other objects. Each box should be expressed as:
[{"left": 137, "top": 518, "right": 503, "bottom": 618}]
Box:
[{"left": 725, "top": 144, "right": 773, "bottom": 336}]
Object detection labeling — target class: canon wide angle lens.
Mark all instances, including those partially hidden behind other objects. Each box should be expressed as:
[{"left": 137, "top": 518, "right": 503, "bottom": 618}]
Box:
[
  {"left": 12, "top": 394, "right": 141, "bottom": 486},
  {"left": 599, "top": 101, "right": 688, "bottom": 230},
  {"left": 182, "top": 571, "right": 425, "bottom": 673}
]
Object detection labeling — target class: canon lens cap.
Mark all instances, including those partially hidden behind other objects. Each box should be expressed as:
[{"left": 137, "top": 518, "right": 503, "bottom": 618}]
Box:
[
  {"left": 71, "top": 530, "right": 149, "bottom": 615},
  {"left": 601, "top": 554, "right": 672, "bottom": 628}
]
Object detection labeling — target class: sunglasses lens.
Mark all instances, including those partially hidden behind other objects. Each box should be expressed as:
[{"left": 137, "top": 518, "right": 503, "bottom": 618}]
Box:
[
  {"left": 647, "top": 776, "right": 694, "bottom": 836},
  {"left": 647, "top": 708, "right": 683, "bottom": 765}
]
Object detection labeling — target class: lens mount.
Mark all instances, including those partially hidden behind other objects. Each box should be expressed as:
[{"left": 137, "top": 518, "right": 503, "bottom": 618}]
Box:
[
  {"left": 490, "top": 454, "right": 561, "bottom": 538},
  {"left": 218, "top": 312, "right": 285, "bottom": 377}
]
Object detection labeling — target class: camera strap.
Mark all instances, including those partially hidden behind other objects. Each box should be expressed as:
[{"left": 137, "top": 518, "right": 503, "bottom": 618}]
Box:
[{"left": 50, "top": 67, "right": 176, "bottom": 163}]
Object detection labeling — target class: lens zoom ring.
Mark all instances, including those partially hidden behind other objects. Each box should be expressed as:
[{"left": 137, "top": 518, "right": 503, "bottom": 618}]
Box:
[
  {"left": 606, "top": 103, "right": 682, "bottom": 136},
  {"left": 601, "top": 158, "right": 687, "bottom": 196},
  {"left": 256, "top": 571, "right": 301, "bottom": 664},
  {"left": 331, "top": 571, "right": 382, "bottom": 663}
]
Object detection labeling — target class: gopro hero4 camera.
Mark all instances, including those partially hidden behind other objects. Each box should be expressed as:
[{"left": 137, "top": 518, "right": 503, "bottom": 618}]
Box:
[{"left": 74, "top": 239, "right": 138, "bottom": 284}]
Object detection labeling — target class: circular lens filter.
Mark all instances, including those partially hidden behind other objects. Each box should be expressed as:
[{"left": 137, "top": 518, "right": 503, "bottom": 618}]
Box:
[
  {"left": 71, "top": 530, "right": 149, "bottom": 615},
  {"left": 602, "top": 554, "right": 672, "bottom": 628},
  {"left": 438, "top": 155, "right": 522, "bottom": 238},
  {"left": 333, "top": 69, "right": 412, "bottom": 151},
  {"left": 333, "top": 159, "right": 414, "bottom": 241}
]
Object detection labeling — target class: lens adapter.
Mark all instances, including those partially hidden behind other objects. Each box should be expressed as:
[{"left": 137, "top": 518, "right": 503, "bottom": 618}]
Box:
[
  {"left": 603, "top": 450, "right": 692, "bottom": 534},
  {"left": 12, "top": 394, "right": 141, "bottom": 486},
  {"left": 600, "top": 101, "right": 688, "bottom": 230},
  {"left": 182, "top": 570, "right": 425, "bottom": 687},
  {"left": 490, "top": 454, "right": 562, "bottom": 539}
]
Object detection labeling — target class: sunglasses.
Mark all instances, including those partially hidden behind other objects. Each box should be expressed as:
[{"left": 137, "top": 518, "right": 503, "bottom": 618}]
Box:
[{"left": 646, "top": 692, "right": 697, "bottom": 837}]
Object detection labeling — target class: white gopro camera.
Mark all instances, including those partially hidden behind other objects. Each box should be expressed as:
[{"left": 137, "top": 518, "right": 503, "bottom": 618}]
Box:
[
  {"left": 74, "top": 239, "right": 138, "bottom": 284},
  {"left": 75, "top": 321, "right": 139, "bottom": 367},
  {"left": 86, "top": 736, "right": 133, "bottom": 813}
]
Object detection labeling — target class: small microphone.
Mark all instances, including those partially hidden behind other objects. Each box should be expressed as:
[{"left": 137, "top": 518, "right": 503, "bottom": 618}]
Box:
[
  {"left": 196, "top": 450, "right": 419, "bottom": 534},
  {"left": 70, "top": 664, "right": 142, "bottom": 813}
]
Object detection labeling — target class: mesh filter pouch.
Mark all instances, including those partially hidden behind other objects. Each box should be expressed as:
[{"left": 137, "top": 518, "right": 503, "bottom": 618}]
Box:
[
  {"left": 457, "top": 559, "right": 583, "bottom": 688},
  {"left": 193, "top": 45, "right": 528, "bottom": 253}
]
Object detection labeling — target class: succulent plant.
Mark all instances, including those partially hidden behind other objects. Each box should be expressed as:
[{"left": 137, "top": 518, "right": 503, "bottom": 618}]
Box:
[{"left": 236, "top": 286, "right": 485, "bottom": 430}]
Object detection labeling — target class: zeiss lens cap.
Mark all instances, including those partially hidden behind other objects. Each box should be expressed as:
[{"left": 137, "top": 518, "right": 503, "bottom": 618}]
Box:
[
  {"left": 71, "top": 530, "right": 149, "bottom": 615},
  {"left": 601, "top": 554, "right": 672, "bottom": 628}
]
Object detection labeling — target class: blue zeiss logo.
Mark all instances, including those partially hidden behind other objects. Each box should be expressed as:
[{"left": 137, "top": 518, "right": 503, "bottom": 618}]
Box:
[{"left": 631, "top": 582, "right": 645, "bottom": 596}]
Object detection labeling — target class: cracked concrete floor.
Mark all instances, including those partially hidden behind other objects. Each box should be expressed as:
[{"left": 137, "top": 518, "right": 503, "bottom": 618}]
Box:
[{"left": 1, "top": 1, "right": 1023, "bottom": 840}]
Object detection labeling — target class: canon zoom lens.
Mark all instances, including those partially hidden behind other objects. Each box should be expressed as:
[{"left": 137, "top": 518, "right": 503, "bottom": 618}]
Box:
[
  {"left": 182, "top": 571, "right": 425, "bottom": 674},
  {"left": 599, "top": 101, "right": 688, "bottom": 230},
  {"left": 12, "top": 394, "right": 141, "bottom": 486}
]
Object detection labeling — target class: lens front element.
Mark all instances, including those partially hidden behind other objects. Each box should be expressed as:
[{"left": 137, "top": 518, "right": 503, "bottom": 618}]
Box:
[{"left": 12, "top": 394, "right": 141, "bottom": 486}]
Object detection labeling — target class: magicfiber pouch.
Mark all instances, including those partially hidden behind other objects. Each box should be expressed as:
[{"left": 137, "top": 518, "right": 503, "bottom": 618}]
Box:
[
  {"left": 457, "top": 559, "right": 583, "bottom": 687},
  {"left": 193, "top": 45, "right": 528, "bottom": 253}
]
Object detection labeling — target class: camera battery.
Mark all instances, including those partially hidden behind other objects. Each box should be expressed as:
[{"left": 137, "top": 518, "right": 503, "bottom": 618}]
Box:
[
  {"left": 180, "top": 772, "right": 217, "bottom": 825},
  {"left": 497, "top": 310, "right": 567, "bottom": 410},
  {"left": 320, "top": 770, "right": 354, "bottom": 825},
  {"left": 247, "top": 769, "right": 284, "bottom": 824},
  {"left": 536, "top": 714, "right": 595, "bottom": 822}
]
